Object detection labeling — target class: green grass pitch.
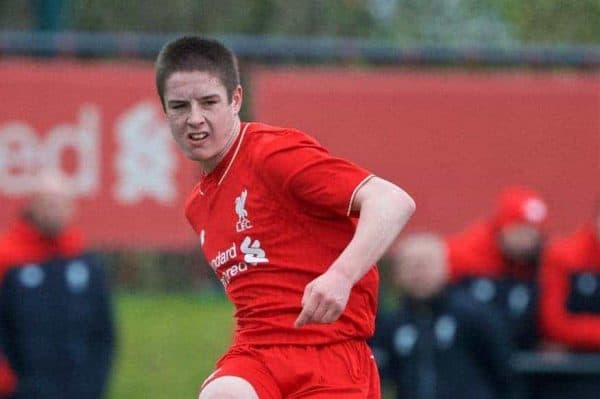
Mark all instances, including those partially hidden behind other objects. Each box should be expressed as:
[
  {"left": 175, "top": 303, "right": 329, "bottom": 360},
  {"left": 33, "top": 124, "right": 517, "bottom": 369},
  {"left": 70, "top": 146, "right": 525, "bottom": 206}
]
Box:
[{"left": 107, "top": 293, "right": 234, "bottom": 399}]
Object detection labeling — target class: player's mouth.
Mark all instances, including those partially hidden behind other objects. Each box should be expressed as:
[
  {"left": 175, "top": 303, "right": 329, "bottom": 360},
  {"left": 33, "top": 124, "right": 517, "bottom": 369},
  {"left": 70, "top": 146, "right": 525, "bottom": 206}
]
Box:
[{"left": 188, "top": 132, "right": 209, "bottom": 142}]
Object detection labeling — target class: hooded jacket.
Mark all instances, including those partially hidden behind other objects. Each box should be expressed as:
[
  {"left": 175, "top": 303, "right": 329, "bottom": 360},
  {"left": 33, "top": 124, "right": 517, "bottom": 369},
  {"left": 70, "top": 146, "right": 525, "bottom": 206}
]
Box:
[
  {"left": 447, "top": 186, "right": 547, "bottom": 282},
  {"left": 540, "top": 224, "right": 600, "bottom": 350}
]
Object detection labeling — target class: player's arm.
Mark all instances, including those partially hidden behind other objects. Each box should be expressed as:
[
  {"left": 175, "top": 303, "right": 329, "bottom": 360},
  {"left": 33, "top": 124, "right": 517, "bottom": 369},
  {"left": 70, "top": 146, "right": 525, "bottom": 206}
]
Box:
[
  {"left": 331, "top": 176, "right": 415, "bottom": 282},
  {"left": 295, "top": 176, "right": 415, "bottom": 327}
]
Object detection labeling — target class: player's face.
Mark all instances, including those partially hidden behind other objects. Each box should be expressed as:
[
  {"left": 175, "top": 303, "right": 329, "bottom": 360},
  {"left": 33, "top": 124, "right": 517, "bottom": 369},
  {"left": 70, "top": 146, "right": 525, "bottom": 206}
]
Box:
[{"left": 164, "top": 71, "right": 242, "bottom": 172}]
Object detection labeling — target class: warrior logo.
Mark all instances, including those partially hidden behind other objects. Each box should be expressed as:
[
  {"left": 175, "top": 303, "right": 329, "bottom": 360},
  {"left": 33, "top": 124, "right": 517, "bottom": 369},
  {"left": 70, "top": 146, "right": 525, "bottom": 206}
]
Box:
[{"left": 235, "top": 189, "right": 253, "bottom": 232}]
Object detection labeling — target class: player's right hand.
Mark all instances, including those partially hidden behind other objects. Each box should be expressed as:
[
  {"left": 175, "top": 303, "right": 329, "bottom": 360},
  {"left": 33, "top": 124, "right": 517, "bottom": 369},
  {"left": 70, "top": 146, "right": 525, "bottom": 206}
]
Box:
[{"left": 294, "top": 269, "right": 353, "bottom": 328}]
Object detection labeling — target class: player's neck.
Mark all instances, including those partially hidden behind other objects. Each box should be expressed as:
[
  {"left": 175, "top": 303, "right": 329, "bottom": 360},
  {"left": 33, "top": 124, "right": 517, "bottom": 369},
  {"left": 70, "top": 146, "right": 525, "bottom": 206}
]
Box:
[{"left": 200, "top": 117, "right": 241, "bottom": 174}]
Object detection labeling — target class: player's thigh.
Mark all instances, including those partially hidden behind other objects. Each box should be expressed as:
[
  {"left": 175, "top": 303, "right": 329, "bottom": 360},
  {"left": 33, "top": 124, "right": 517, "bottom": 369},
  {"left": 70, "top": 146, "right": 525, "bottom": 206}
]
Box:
[
  {"left": 200, "top": 347, "right": 282, "bottom": 399},
  {"left": 199, "top": 376, "right": 258, "bottom": 399}
]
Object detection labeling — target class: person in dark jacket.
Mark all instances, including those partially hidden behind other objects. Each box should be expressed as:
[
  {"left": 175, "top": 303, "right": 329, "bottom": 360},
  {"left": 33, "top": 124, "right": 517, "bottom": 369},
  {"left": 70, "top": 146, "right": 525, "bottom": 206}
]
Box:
[
  {"left": 0, "top": 254, "right": 114, "bottom": 399},
  {"left": 0, "top": 171, "right": 115, "bottom": 399},
  {"left": 446, "top": 186, "right": 547, "bottom": 350},
  {"left": 372, "top": 233, "right": 514, "bottom": 399}
]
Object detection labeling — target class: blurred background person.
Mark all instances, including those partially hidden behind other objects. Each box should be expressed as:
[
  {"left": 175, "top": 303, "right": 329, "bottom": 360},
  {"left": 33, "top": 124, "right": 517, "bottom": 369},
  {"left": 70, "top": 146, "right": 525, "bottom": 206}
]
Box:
[
  {"left": 0, "top": 172, "right": 83, "bottom": 279},
  {"left": 372, "top": 233, "right": 514, "bottom": 399},
  {"left": 0, "top": 171, "right": 115, "bottom": 399},
  {"left": 446, "top": 186, "right": 547, "bottom": 350},
  {"left": 540, "top": 200, "right": 600, "bottom": 348},
  {"left": 534, "top": 201, "right": 600, "bottom": 399}
]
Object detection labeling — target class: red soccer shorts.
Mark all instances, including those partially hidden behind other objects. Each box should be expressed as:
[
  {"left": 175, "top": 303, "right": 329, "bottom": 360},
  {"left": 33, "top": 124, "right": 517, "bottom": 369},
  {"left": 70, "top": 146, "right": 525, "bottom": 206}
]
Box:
[{"left": 201, "top": 339, "right": 380, "bottom": 399}]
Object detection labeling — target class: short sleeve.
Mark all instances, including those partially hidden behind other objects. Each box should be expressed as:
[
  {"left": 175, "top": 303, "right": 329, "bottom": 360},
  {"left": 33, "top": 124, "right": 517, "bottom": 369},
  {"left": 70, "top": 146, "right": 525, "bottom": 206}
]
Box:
[{"left": 256, "top": 130, "right": 372, "bottom": 218}]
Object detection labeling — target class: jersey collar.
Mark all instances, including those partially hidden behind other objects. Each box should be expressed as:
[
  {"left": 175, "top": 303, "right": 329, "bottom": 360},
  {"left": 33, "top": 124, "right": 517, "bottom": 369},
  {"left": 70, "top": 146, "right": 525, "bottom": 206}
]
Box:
[{"left": 198, "top": 122, "right": 250, "bottom": 195}]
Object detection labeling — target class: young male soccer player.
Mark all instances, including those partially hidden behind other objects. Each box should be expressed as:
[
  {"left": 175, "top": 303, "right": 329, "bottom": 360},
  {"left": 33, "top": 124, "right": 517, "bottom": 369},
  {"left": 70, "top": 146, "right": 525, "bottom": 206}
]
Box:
[{"left": 155, "top": 36, "right": 416, "bottom": 399}]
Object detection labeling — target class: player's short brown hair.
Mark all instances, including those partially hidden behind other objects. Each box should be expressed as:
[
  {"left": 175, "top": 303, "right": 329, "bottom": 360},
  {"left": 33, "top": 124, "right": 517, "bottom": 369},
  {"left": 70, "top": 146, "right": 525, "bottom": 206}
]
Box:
[{"left": 155, "top": 36, "right": 240, "bottom": 109}]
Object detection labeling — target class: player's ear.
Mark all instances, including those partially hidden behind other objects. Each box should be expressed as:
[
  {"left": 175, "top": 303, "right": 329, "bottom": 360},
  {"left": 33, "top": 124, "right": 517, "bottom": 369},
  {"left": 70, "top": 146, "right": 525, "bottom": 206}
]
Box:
[{"left": 231, "top": 85, "right": 243, "bottom": 115}]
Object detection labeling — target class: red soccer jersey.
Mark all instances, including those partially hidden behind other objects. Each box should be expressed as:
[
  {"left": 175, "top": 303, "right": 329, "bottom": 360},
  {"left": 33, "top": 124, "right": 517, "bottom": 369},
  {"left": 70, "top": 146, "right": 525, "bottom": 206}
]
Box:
[
  {"left": 540, "top": 225, "right": 600, "bottom": 350},
  {"left": 185, "top": 122, "right": 378, "bottom": 346}
]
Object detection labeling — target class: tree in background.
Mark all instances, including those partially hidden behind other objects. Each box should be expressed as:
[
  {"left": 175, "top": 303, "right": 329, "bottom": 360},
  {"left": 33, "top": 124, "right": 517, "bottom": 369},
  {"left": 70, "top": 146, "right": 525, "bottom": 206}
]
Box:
[
  {"left": 0, "top": 0, "right": 598, "bottom": 45},
  {"left": 368, "top": 0, "right": 514, "bottom": 46},
  {"left": 496, "top": 0, "right": 600, "bottom": 44}
]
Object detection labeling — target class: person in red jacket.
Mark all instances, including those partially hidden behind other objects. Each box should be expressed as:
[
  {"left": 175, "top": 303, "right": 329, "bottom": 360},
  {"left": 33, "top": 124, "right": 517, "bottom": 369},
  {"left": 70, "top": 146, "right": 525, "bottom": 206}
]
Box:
[
  {"left": 535, "top": 203, "right": 600, "bottom": 399},
  {"left": 0, "top": 171, "right": 83, "bottom": 397},
  {"left": 540, "top": 201, "right": 600, "bottom": 350},
  {"left": 447, "top": 186, "right": 548, "bottom": 282}
]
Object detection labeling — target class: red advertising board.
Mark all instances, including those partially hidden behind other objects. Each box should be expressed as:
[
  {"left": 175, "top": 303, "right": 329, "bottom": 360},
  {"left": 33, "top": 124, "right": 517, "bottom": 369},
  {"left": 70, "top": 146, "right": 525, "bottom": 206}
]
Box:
[
  {"left": 1, "top": 61, "right": 598, "bottom": 249},
  {"left": 0, "top": 59, "right": 200, "bottom": 249},
  {"left": 252, "top": 68, "right": 600, "bottom": 236}
]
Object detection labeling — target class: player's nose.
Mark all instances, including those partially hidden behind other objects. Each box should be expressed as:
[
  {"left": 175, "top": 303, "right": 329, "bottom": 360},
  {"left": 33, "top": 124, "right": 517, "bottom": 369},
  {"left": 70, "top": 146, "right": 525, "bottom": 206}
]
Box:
[{"left": 187, "top": 102, "right": 205, "bottom": 126}]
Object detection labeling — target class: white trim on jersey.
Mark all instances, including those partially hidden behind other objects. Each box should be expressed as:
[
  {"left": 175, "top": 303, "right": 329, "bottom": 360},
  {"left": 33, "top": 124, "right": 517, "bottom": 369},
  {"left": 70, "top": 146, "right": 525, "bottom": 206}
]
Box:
[
  {"left": 218, "top": 122, "right": 251, "bottom": 186},
  {"left": 346, "top": 174, "right": 375, "bottom": 216}
]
